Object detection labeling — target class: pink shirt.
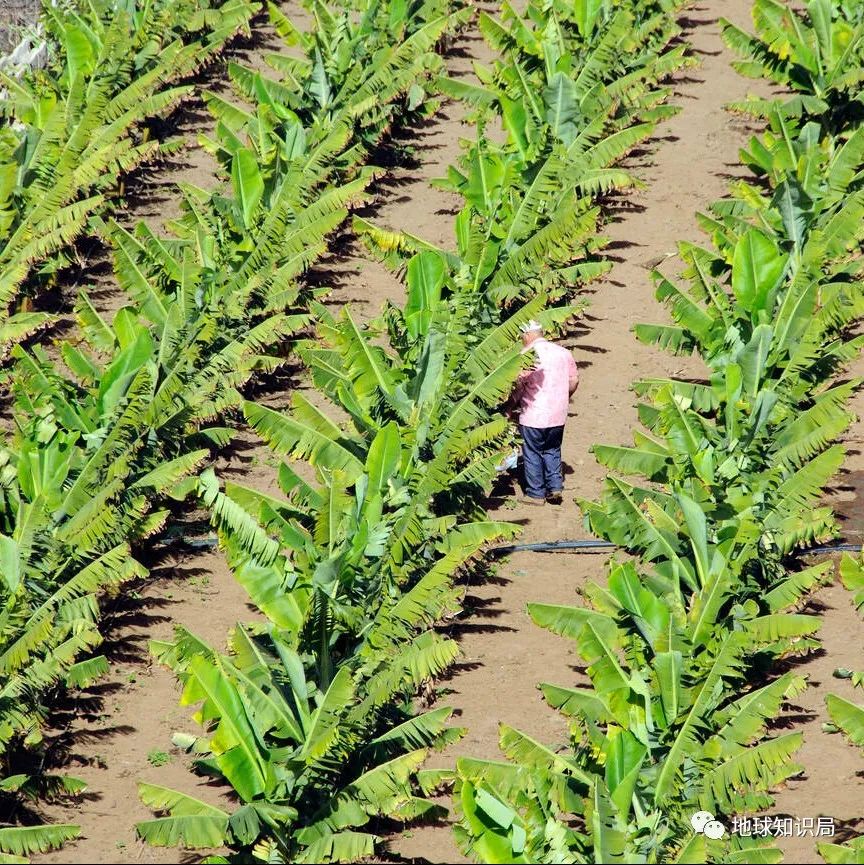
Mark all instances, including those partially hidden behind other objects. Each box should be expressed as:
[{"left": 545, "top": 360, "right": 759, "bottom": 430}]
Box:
[{"left": 516, "top": 338, "right": 579, "bottom": 428}]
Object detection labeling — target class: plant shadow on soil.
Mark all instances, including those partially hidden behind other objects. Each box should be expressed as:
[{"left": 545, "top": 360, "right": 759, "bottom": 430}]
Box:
[{"left": 485, "top": 459, "right": 577, "bottom": 511}]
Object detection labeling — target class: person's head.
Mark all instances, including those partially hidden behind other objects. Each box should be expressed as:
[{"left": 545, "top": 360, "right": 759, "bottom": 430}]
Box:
[{"left": 520, "top": 320, "right": 543, "bottom": 348}]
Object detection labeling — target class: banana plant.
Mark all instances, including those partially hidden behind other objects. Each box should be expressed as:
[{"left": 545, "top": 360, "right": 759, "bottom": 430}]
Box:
[
  {"left": 139, "top": 621, "right": 462, "bottom": 861},
  {"left": 454, "top": 0, "right": 864, "bottom": 860},
  {"left": 722, "top": 0, "right": 864, "bottom": 132},
  {"left": 0, "top": 0, "right": 259, "bottom": 340},
  {"left": 201, "top": 0, "right": 467, "bottom": 176},
  {"left": 456, "top": 590, "right": 810, "bottom": 862},
  {"left": 698, "top": 112, "right": 864, "bottom": 271},
  {"left": 0, "top": 342, "right": 211, "bottom": 858},
  {"left": 599, "top": 222, "right": 863, "bottom": 561}
]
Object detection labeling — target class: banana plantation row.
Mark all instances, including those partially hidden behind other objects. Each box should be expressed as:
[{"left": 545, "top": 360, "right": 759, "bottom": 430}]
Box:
[
  {"left": 454, "top": 1, "right": 864, "bottom": 861},
  {"left": 0, "top": 0, "right": 863, "bottom": 863},
  {"left": 0, "top": 0, "right": 260, "bottom": 353}
]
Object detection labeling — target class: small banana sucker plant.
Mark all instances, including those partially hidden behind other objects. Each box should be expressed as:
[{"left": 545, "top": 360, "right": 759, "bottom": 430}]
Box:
[
  {"left": 452, "top": 1, "right": 864, "bottom": 862},
  {"left": 815, "top": 553, "right": 864, "bottom": 864},
  {"left": 0, "top": 0, "right": 259, "bottom": 350}
]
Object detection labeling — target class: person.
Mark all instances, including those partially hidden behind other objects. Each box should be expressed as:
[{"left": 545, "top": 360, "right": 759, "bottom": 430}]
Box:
[{"left": 510, "top": 320, "right": 579, "bottom": 506}]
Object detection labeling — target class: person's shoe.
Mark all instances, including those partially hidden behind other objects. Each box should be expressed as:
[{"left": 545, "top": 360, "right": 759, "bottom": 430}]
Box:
[
  {"left": 519, "top": 495, "right": 546, "bottom": 506},
  {"left": 546, "top": 490, "right": 564, "bottom": 505}
]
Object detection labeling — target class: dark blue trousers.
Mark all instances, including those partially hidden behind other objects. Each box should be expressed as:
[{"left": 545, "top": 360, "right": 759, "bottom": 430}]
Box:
[{"left": 520, "top": 425, "right": 564, "bottom": 498}]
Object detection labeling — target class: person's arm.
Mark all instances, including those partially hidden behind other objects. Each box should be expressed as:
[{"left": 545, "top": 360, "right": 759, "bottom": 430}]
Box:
[
  {"left": 568, "top": 354, "right": 579, "bottom": 396},
  {"left": 512, "top": 369, "right": 530, "bottom": 399},
  {"left": 510, "top": 352, "right": 543, "bottom": 420},
  {"left": 506, "top": 369, "right": 530, "bottom": 418}
]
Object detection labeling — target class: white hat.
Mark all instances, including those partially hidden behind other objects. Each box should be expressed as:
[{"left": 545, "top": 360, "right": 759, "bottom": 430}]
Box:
[{"left": 520, "top": 319, "right": 543, "bottom": 333}]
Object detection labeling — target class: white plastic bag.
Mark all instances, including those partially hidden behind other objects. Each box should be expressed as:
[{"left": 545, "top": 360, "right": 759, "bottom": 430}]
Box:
[{"left": 495, "top": 449, "right": 520, "bottom": 473}]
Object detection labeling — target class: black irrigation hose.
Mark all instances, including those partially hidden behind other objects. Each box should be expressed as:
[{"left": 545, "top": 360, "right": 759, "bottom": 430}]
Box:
[
  {"left": 489, "top": 539, "right": 864, "bottom": 556},
  {"left": 807, "top": 543, "right": 864, "bottom": 553},
  {"left": 155, "top": 536, "right": 863, "bottom": 556},
  {"left": 489, "top": 539, "right": 616, "bottom": 555}
]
